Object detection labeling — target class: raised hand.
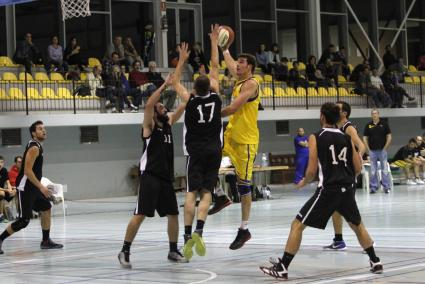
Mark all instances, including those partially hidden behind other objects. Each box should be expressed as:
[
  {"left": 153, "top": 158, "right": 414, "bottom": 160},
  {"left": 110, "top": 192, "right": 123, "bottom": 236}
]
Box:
[
  {"left": 209, "top": 24, "right": 220, "bottom": 45},
  {"left": 177, "top": 42, "right": 191, "bottom": 62},
  {"left": 165, "top": 73, "right": 174, "bottom": 86}
]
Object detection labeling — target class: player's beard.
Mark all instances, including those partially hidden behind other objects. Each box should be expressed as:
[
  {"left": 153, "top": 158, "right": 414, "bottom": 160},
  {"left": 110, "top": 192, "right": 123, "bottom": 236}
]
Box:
[{"left": 157, "top": 111, "right": 169, "bottom": 124}]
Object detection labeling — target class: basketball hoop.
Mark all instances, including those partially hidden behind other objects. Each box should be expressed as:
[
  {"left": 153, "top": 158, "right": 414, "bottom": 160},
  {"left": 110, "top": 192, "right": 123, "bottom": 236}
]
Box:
[{"left": 60, "top": 0, "right": 91, "bottom": 21}]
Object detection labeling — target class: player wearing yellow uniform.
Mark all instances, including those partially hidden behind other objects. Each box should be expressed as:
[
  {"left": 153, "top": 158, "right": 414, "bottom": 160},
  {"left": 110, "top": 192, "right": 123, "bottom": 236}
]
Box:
[{"left": 209, "top": 34, "right": 260, "bottom": 249}]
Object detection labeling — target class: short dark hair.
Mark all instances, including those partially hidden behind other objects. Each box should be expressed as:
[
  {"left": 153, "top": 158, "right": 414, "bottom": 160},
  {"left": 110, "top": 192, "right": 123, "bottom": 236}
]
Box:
[
  {"left": 194, "top": 75, "right": 210, "bottom": 96},
  {"left": 111, "top": 51, "right": 119, "bottom": 58},
  {"left": 237, "top": 53, "right": 256, "bottom": 73},
  {"left": 29, "top": 120, "right": 43, "bottom": 138},
  {"left": 320, "top": 102, "right": 340, "bottom": 125},
  {"left": 409, "top": 138, "right": 417, "bottom": 144},
  {"left": 14, "top": 156, "right": 22, "bottom": 163},
  {"left": 0, "top": 156, "right": 4, "bottom": 161},
  {"left": 336, "top": 101, "right": 351, "bottom": 118},
  {"left": 133, "top": 60, "right": 142, "bottom": 67}
]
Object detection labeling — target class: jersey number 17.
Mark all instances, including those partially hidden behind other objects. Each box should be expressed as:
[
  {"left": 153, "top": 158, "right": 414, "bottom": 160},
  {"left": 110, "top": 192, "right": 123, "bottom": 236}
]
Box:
[{"left": 197, "top": 102, "right": 215, "bottom": 123}]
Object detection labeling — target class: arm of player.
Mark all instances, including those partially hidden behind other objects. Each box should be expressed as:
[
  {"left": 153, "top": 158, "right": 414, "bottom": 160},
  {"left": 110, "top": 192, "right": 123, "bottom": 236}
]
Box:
[
  {"left": 363, "top": 136, "right": 370, "bottom": 154},
  {"left": 222, "top": 49, "right": 237, "bottom": 78},
  {"left": 172, "top": 42, "right": 190, "bottom": 102},
  {"left": 209, "top": 24, "right": 220, "bottom": 93},
  {"left": 351, "top": 140, "right": 362, "bottom": 176},
  {"left": 24, "top": 147, "right": 51, "bottom": 198},
  {"left": 296, "top": 134, "right": 318, "bottom": 189},
  {"left": 168, "top": 101, "right": 187, "bottom": 125},
  {"left": 221, "top": 79, "right": 257, "bottom": 117},
  {"left": 383, "top": 133, "right": 392, "bottom": 150},
  {"left": 143, "top": 74, "right": 172, "bottom": 135},
  {"left": 346, "top": 126, "right": 366, "bottom": 157}
]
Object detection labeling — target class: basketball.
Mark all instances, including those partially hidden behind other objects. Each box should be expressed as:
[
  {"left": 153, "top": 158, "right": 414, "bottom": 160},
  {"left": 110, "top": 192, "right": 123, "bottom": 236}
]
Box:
[{"left": 218, "top": 25, "right": 235, "bottom": 49}]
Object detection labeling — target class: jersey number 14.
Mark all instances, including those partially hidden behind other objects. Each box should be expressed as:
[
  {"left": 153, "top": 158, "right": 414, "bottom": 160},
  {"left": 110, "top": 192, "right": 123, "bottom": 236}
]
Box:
[
  {"left": 329, "top": 145, "right": 347, "bottom": 166},
  {"left": 197, "top": 102, "right": 215, "bottom": 123}
]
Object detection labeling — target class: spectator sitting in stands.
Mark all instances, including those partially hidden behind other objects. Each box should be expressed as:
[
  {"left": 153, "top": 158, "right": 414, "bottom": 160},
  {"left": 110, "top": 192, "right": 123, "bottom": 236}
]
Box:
[
  {"left": 381, "top": 69, "right": 415, "bottom": 108},
  {"left": 13, "top": 33, "right": 43, "bottom": 74},
  {"left": 8, "top": 156, "right": 21, "bottom": 189},
  {"left": 256, "top": 44, "right": 269, "bottom": 73},
  {"left": 383, "top": 45, "right": 398, "bottom": 70},
  {"left": 314, "top": 69, "right": 332, "bottom": 88},
  {"left": 66, "top": 65, "right": 81, "bottom": 81},
  {"left": 321, "top": 58, "right": 337, "bottom": 86},
  {"left": 274, "top": 57, "right": 289, "bottom": 82},
  {"left": 105, "top": 35, "right": 130, "bottom": 71},
  {"left": 196, "top": 64, "right": 207, "bottom": 76},
  {"left": 169, "top": 44, "right": 180, "bottom": 68},
  {"left": 289, "top": 61, "right": 308, "bottom": 89},
  {"left": 268, "top": 43, "right": 280, "bottom": 73},
  {"left": 306, "top": 55, "right": 317, "bottom": 81},
  {"left": 355, "top": 66, "right": 390, "bottom": 108},
  {"left": 350, "top": 59, "right": 370, "bottom": 82},
  {"left": 146, "top": 61, "right": 176, "bottom": 110},
  {"left": 0, "top": 156, "right": 16, "bottom": 222},
  {"left": 123, "top": 37, "right": 141, "bottom": 66},
  {"left": 221, "top": 68, "right": 236, "bottom": 104},
  {"left": 370, "top": 68, "right": 392, "bottom": 105},
  {"left": 318, "top": 44, "right": 337, "bottom": 66},
  {"left": 416, "top": 136, "right": 425, "bottom": 163},
  {"left": 64, "top": 37, "right": 85, "bottom": 71},
  {"left": 418, "top": 51, "right": 425, "bottom": 71},
  {"left": 392, "top": 138, "right": 424, "bottom": 185},
  {"left": 88, "top": 65, "right": 106, "bottom": 98},
  {"left": 111, "top": 65, "right": 139, "bottom": 113},
  {"left": 45, "top": 35, "right": 68, "bottom": 74},
  {"left": 189, "top": 42, "right": 209, "bottom": 74},
  {"left": 129, "top": 60, "right": 156, "bottom": 105},
  {"left": 335, "top": 46, "right": 350, "bottom": 79},
  {"left": 102, "top": 53, "right": 124, "bottom": 111}
]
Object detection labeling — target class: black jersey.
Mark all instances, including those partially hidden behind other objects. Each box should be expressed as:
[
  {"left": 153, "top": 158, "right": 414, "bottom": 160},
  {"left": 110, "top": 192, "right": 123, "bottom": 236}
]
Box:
[
  {"left": 340, "top": 120, "right": 355, "bottom": 133},
  {"left": 315, "top": 128, "right": 355, "bottom": 188},
  {"left": 183, "top": 92, "right": 222, "bottom": 155},
  {"left": 16, "top": 139, "right": 43, "bottom": 191},
  {"left": 140, "top": 122, "right": 174, "bottom": 181}
]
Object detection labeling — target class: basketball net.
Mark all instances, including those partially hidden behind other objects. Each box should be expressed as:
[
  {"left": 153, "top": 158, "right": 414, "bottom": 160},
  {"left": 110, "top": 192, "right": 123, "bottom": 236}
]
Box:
[{"left": 60, "top": 0, "right": 91, "bottom": 21}]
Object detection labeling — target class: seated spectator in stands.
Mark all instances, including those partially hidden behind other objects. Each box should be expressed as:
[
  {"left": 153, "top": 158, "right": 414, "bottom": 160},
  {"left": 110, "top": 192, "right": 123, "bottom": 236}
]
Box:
[
  {"left": 13, "top": 33, "right": 43, "bottom": 74},
  {"left": 289, "top": 61, "right": 308, "bottom": 89},
  {"left": 64, "top": 37, "right": 85, "bottom": 71},
  {"left": 0, "top": 156, "right": 16, "bottom": 222},
  {"left": 102, "top": 51, "right": 121, "bottom": 82},
  {"left": 417, "top": 136, "right": 425, "bottom": 158},
  {"left": 8, "top": 156, "right": 21, "bottom": 189},
  {"left": 350, "top": 59, "right": 370, "bottom": 82},
  {"left": 314, "top": 69, "right": 332, "bottom": 88},
  {"left": 123, "top": 37, "right": 141, "bottom": 66},
  {"left": 169, "top": 44, "right": 180, "bottom": 68},
  {"left": 129, "top": 60, "right": 156, "bottom": 105},
  {"left": 256, "top": 44, "right": 269, "bottom": 73},
  {"left": 268, "top": 43, "right": 280, "bottom": 72},
  {"left": 102, "top": 54, "right": 124, "bottom": 112},
  {"left": 111, "top": 65, "right": 139, "bottom": 112},
  {"left": 221, "top": 68, "right": 236, "bottom": 103},
  {"left": 321, "top": 58, "right": 337, "bottom": 86},
  {"left": 418, "top": 51, "right": 425, "bottom": 71},
  {"left": 189, "top": 42, "right": 209, "bottom": 74},
  {"left": 355, "top": 66, "right": 390, "bottom": 107},
  {"left": 306, "top": 55, "right": 317, "bottom": 81},
  {"left": 381, "top": 69, "right": 415, "bottom": 108},
  {"left": 383, "top": 45, "right": 398, "bottom": 70},
  {"left": 370, "top": 68, "right": 389, "bottom": 94},
  {"left": 392, "top": 138, "right": 424, "bottom": 185},
  {"left": 66, "top": 65, "right": 81, "bottom": 81},
  {"left": 335, "top": 46, "right": 350, "bottom": 79},
  {"left": 105, "top": 35, "right": 130, "bottom": 71},
  {"left": 147, "top": 61, "right": 176, "bottom": 110},
  {"left": 45, "top": 35, "right": 68, "bottom": 74},
  {"left": 195, "top": 64, "right": 207, "bottom": 76},
  {"left": 88, "top": 65, "right": 106, "bottom": 98},
  {"left": 318, "top": 44, "right": 337, "bottom": 66},
  {"left": 274, "top": 57, "right": 289, "bottom": 82}
]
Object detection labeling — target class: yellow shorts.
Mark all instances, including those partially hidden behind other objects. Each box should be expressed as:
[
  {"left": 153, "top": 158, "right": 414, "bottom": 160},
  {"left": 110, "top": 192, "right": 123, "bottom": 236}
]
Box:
[
  {"left": 223, "top": 138, "right": 258, "bottom": 182},
  {"left": 391, "top": 160, "right": 411, "bottom": 169}
]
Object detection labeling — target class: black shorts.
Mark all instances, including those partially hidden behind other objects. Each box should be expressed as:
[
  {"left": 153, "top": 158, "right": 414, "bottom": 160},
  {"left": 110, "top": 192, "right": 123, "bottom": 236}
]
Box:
[
  {"left": 18, "top": 187, "right": 52, "bottom": 219},
  {"left": 296, "top": 185, "right": 361, "bottom": 229},
  {"left": 0, "top": 191, "right": 14, "bottom": 202},
  {"left": 135, "top": 172, "right": 178, "bottom": 217},
  {"left": 186, "top": 151, "right": 221, "bottom": 192}
]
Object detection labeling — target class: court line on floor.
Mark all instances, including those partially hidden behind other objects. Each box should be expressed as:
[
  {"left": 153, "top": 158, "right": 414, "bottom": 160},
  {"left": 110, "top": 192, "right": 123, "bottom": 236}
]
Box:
[{"left": 189, "top": 269, "right": 217, "bottom": 284}]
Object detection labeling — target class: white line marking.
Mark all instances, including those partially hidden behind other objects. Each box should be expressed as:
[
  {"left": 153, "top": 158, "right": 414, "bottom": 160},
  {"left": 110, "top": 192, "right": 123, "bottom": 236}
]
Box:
[{"left": 189, "top": 269, "right": 217, "bottom": 284}]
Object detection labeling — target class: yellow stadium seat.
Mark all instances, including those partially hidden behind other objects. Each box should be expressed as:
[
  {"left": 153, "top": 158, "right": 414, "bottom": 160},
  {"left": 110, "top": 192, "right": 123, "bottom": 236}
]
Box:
[
  {"left": 57, "top": 87, "right": 73, "bottom": 99},
  {"left": 285, "top": 87, "right": 297, "bottom": 96},
  {"left": 221, "top": 60, "right": 226, "bottom": 69},
  {"left": 26, "top": 88, "right": 42, "bottom": 99},
  {"left": 18, "top": 72, "right": 33, "bottom": 81},
  {"left": 404, "top": 77, "right": 413, "bottom": 83},
  {"left": 318, "top": 87, "right": 328, "bottom": 96},
  {"left": 80, "top": 73, "right": 88, "bottom": 81},
  {"left": 35, "top": 72, "right": 50, "bottom": 81},
  {"left": 338, "top": 75, "right": 347, "bottom": 83},
  {"left": 0, "top": 88, "right": 9, "bottom": 100},
  {"left": 298, "top": 62, "right": 306, "bottom": 71},
  {"left": 263, "top": 74, "right": 273, "bottom": 82},
  {"left": 307, "top": 87, "right": 318, "bottom": 96},
  {"left": 413, "top": 76, "right": 421, "bottom": 83},
  {"left": 2, "top": 72, "right": 18, "bottom": 81},
  {"left": 193, "top": 73, "right": 200, "bottom": 80},
  {"left": 254, "top": 74, "right": 263, "bottom": 83},
  {"left": 218, "top": 74, "right": 224, "bottom": 81},
  {"left": 41, "top": 87, "right": 55, "bottom": 99},
  {"left": 9, "top": 88, "right": 24, "bottom": 99},
  {"left": 275, "top": 87, "right": 286, "bottom": 97},
  {"left": 328, "top": 87, "right": 338, "bottom": 96},
  {"left": 287, "top": 62, "right": 293, "bottom": 70},
  {"left": 0, "top": 56, "right": 15, "bottom": 66},
  {"left": 409, "top": 65, "right": 418, "bottom": 72},
  {"left": 348, "top": 64, "right": 353, "bottom": 72},
  {"left": 50, "top": 72, "right": 65, "bottom": 81},
  {"left": 262, "top": 87, "right": 273, "bottom": 97},
  {"left": 88, "top": 57, "right": 101, "bottom": 67},
  {"left": 338, "top": 87, "right": 349, "bottom": 96},
  {"left": 297, "top": 87, "right": 307, "bottom": 96}
]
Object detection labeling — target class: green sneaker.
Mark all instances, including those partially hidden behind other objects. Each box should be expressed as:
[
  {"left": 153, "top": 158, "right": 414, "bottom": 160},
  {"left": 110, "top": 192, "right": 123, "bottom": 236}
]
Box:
[
  {"left": 192, "top": 231, "right": 206, "bottom": 257},
  {"left": 183, "top": 238, "right": 195, "bottom": 260}
]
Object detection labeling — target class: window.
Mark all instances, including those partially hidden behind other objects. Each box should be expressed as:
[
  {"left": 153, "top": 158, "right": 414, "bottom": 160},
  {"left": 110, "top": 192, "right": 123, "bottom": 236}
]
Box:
[
  {"left": 1, "top": 129, "right": 21, "bottom": 146},
  {"left": 80, "top": 126, "right": 99, "bottom": 144},
  {"left": 275, "top": 120, "right": 289, "bottom": 135}
]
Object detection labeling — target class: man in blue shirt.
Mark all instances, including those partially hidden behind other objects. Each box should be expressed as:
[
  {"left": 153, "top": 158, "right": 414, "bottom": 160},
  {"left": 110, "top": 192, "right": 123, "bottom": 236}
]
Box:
[{"left": 294, "top": 128, "right": 309, "bottom": 184}]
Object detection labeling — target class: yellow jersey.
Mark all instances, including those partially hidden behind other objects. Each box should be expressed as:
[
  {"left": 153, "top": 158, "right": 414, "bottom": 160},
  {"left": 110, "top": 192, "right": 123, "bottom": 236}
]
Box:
[{"left": 226, "top": 77, "right": 260, "bottom": 144}]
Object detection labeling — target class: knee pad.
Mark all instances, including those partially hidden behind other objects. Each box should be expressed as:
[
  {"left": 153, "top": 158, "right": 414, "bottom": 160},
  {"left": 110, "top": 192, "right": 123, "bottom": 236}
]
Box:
[
  {"left": 11, "top": 218, "right": 30, "bottom": 232},
  {"left": 237, "top": 182, "right": 252, "bottom": 196}
]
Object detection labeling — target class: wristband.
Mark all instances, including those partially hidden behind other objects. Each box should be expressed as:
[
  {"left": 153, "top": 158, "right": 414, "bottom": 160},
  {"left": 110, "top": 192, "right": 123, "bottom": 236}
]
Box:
[{"left": 223, "top": 49, "right": 230, "bottom": 55}]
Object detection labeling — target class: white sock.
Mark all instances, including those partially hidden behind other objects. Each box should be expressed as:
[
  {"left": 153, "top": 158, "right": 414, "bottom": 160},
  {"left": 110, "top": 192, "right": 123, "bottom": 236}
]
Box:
[
  {"left": 240, "top": 221, "right": 248, "bottom": 230},
  {"left": 215, "top": 186, "right": 225, "bottom": 197}
]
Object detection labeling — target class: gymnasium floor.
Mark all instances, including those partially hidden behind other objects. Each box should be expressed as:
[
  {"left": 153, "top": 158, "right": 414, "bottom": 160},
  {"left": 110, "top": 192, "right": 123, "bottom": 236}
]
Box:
[{"left": 0, "top": 184, "right": 424, "bottom": 284}]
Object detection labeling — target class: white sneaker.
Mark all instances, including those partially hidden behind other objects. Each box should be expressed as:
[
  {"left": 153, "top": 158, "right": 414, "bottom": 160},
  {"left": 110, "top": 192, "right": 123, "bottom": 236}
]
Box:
[
  {"left": 112, "top": 107, "right": 117, "bottom": 113},
  {"left": 415, "top": 178, "right": 424, "bottom": 185},
  {"left": 407, "top": 179, "right": 417, "bottom": 185}
]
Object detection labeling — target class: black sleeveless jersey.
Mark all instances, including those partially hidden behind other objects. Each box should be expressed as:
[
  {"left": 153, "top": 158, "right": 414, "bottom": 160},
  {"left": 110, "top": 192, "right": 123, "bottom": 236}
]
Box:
[
  {"left": 315, "top": 128, "right": 355, "bottom": 188},
  {"left": 16, "top": 139, "right": 43, "bottom": 190},
  {"left": 340, "top": 120, "right": 356, "bottom": 134},
  {"left": 183, "top": 92, "right": 223, "bottom": 155},
  {"left": 139, "top": 122, "right": 174, "bottom": 181}
]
